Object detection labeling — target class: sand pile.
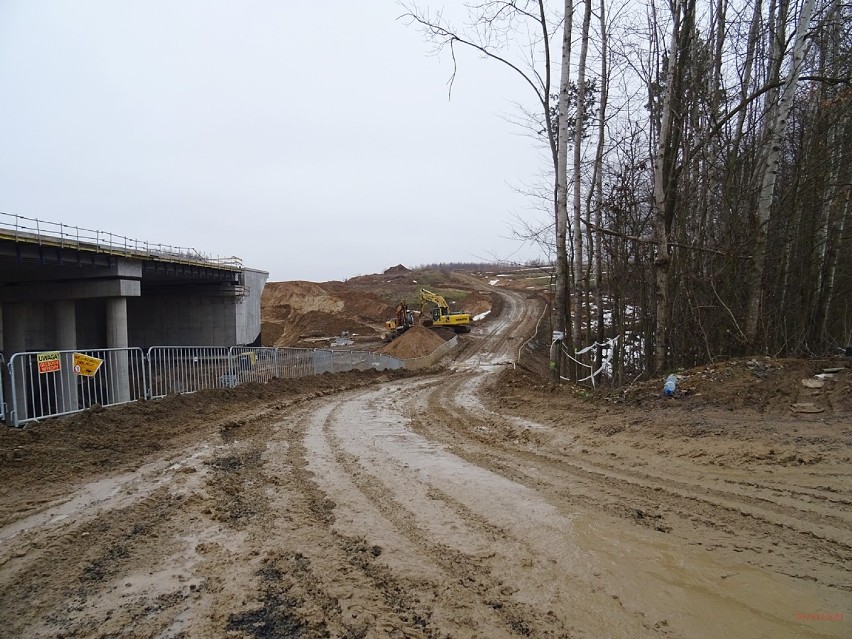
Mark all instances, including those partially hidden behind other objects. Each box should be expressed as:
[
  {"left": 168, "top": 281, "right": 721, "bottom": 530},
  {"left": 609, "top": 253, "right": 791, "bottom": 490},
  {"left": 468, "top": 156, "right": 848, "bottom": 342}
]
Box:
[
  {"left": 380, "top": 326, "right": 447, "bottom": 359},
  {"left": 261, "top": 281, "right": 394, "bottom": 346}
]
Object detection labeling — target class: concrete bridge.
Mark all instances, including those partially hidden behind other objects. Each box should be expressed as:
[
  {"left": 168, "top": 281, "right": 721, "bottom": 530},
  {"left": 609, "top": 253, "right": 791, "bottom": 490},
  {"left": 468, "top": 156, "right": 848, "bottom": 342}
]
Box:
[{"left": 0, "top": 213, "right": 267, "bottom": 358}]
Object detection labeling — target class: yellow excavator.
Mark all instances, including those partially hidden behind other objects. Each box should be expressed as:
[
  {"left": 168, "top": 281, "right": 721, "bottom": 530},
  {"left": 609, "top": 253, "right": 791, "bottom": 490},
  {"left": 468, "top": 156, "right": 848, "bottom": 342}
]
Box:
[{"left": 419, "top": 288, "right": 472, "bottom": 333}]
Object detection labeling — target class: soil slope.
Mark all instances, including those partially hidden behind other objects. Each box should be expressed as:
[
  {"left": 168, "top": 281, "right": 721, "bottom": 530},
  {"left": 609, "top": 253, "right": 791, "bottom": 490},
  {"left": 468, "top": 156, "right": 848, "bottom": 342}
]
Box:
[{"left": 260, "top": 269, "right": 496, "bottom": 350}]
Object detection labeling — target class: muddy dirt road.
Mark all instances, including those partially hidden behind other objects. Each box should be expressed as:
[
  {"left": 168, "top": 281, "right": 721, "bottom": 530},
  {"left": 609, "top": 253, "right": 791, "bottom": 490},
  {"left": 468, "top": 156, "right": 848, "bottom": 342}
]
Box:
[{"left": 0, "top": 288, "right": 849, "bottom": 638}]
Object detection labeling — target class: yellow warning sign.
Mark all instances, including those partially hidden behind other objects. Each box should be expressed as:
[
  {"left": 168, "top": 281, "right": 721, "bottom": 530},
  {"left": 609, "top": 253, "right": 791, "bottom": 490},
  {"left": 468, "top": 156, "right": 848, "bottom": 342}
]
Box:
[
  {"left": 37, "top": 351, "right": 61, "bottom": 374},
  {"left": 73, "top": 353, "right": 103, "bottom": 377}
]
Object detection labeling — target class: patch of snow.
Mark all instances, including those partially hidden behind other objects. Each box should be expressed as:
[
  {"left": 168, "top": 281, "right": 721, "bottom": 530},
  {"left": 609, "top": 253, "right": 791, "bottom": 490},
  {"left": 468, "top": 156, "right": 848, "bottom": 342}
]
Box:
[
  {"left": 489, "top": 279, "right": 499, "bottom": 286},
  {"left": 473, "top": 310, "right": 491, "bottom": 321}
]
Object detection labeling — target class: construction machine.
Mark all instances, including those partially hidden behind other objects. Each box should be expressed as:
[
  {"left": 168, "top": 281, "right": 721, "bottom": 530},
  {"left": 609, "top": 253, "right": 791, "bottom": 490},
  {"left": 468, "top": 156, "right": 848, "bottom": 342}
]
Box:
[
  {"left": 419, "top": 288, "right": 472, "bottom": 333},
  {"left": 384, "top": 300, "right": 415, "bottom": 340}
]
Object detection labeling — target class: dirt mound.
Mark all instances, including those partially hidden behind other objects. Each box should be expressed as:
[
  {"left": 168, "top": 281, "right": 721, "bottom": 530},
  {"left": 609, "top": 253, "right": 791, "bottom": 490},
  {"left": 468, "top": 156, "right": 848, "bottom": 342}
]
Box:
[
  {"left": 383, "top": 264, "right": 410, "bottom": 274},
  {"left": 261, "top": 281, "right": 395, "bottom": 346},
  {"left": 263, "top": 312, "right": 380, "bottom": 346},
  {"left": 262, "top": 281, "right": 344, "bottom": 314},
  {"left": 620, "top": 357, "right": 851, "bottom": 415},
  {"left": 493, "top": 356, "right": 851, "bottom": 418},
  {"left": 379, "top": 326, "right": 447, "bottom": 359},
  {"left": 323, "top": 283, "right": 395, "bottom": 321}
]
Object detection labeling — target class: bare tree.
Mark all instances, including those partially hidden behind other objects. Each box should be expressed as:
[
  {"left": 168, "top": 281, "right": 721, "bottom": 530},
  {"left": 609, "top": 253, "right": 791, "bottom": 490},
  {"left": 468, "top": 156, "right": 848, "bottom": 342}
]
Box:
[
  {"left": 404, "top": 0, "right": 851, "bottom": 382},
  {"left": 650, "top": 0, "right": 696, "bottom": 373},
  {"left": 555, "top": 0, "right": 574, "bottom": 378},
  {"left": 400, "top": 1, "right": 575, "bottom": 379}
]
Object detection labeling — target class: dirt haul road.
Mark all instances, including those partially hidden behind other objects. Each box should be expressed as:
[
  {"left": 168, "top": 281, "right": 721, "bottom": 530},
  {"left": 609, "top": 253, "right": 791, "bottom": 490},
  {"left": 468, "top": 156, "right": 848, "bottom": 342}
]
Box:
[{"left": 0, "top": 289, "right": 848, "bottom": 638}]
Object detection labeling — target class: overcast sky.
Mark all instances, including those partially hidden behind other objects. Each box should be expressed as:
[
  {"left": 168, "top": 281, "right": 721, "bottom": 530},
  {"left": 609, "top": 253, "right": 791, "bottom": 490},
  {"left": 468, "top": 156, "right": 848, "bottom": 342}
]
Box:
[{"left": 0, "top": 1, "right": 550, "bottom": 282}]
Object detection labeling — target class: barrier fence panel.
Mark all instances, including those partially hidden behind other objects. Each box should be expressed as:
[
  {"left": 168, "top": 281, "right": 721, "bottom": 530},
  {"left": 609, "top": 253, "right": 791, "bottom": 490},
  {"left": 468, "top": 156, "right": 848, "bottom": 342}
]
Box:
[
  {"left": 147, "top": 347, "right": 231, "bottom": 398},
  {"left": 275, "top": 348, "right": 315, "bottom": 378},
  {"left": 326, "top": 350, "right": 402, "bottom": 372},
  {"left": 372, "top": 354, "right": 406, "bottom": 371},
  {"left": 229, "top": 347, "right": 278, "bottom": 385},
  {"left": 0, "top": 353, "right": 5, "bottom": 423},
  {"left": 404, "top": 336, "right": 458, "bottom": 371},
  {"left": 7, "top": 348, "right": 146, "bottom": 427},
  {"left": 312, "top": 349, "right": 334, "bottom": 375},
  {"left": 341, "top": 351, "right": 370, "bottom": 372}
]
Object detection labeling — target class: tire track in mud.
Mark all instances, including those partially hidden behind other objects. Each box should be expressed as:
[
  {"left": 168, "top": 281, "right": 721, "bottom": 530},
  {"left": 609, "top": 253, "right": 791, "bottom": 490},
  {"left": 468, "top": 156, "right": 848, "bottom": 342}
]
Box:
[
  {"left": 248, "top": 404, "right": 425, "bottom": 638},
  {"left": 427, "top": 370, "right": 849, "bottom": 539},
  {"left": 0, "top": 484, "right": 207, "bottom": 638},
  {"left": 723, "top": 478, "right": 852, "bottom": 509},
  {"left": 259, "top": 398, "right": 546, "bottom": 639},
  {"left": 0, "top": 417, "right": 296, "bottom": 638},
  {"left": 311, "top": 384, "right": 658, "bottom": 637},
  {"left": 415, "top": 373, "right": 852, "bottom": 594},
  {"left": 310, "top": 394, "right": 578, "bottom": 639}
]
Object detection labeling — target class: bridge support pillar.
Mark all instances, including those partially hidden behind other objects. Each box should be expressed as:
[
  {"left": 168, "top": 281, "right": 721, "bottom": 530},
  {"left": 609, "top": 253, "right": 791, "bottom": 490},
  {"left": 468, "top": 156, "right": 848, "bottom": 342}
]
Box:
[
  {"left": 55, "top": 301, "right": 79, "bottom": 414},
  {"left": 55, "top": 301, "right": 77, "bottom": 350},
  {"left": 106, "top": 297, "right": 130, "bottom": 403},
  {"left": 3, "top": 303, "right": 29, "bottom": 424}
]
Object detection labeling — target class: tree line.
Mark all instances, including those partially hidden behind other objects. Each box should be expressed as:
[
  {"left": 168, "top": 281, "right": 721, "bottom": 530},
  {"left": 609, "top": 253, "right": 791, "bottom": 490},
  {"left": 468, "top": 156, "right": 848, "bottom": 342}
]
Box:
[{"left": 403, "top": 0, "right": 850, "bottom": 383}]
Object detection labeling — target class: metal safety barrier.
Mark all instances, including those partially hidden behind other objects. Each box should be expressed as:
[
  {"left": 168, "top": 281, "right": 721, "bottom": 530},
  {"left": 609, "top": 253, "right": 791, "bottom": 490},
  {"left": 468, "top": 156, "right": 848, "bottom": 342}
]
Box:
[
  {"left": 4, "top": 344, "right": 413, "bottom": 427},
  {"left": 311, "top": 349, "right": 406, "bottom": 374},
  {"left": 147, "top": 346, "right": 405, "bottom": 400},
  {"left": 229, "top": 346, "right": 278, "bottom": 385},
  {"left": 0, "top": 353, "right": 5, "bottom": 423},
  {"left": 275, "top": 347, "right": 315, "bottom": 378},
  {"left": 7, "top": 348, "right": 146, "bottom": 427},
  {"left": 147, "top": 346, "right": 232, "bottom": 398},
  {"left": 404, "top": 336, "right": 458, "bottom": 371}
]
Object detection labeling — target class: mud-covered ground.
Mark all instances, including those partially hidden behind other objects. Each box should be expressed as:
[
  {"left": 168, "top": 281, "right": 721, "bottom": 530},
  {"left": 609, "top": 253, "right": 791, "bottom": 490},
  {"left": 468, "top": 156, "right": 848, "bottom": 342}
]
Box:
[{"left": 0, "top": 286, "right": 849, "bottom": 638}]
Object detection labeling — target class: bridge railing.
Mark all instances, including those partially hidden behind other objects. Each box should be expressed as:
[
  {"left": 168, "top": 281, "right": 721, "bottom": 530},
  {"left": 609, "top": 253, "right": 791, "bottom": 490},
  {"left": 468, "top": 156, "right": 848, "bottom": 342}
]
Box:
[{"left": 0, "top": 211, "right": 242, "bottom": 270}]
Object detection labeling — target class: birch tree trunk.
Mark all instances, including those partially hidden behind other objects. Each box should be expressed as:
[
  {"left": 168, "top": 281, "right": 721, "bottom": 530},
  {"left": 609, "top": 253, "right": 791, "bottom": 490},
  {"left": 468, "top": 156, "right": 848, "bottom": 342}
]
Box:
[
  {"left": 744, "top": 0, "right": 817, "bottom": 346},
  {"left": 569, "top": 0, "right": 591, "bottom": 353},
  {"left": 592, "top": 0, "right": 608, "bottom": 373},
  {"left": 818, "top": 186, "right": 849, "bottom": 342},
  {"left": 571, "top": 0, "right": 592, "bottom": 356},
  {"left": 552, "top": 0, "right": 574, "bottom": 380}
]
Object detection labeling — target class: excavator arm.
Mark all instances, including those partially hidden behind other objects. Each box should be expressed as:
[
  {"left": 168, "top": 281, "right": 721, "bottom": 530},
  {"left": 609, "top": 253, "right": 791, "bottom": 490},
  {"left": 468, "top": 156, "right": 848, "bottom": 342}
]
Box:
[{"left": 419, "top": 288, "right": 450, "bottom": 319}]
